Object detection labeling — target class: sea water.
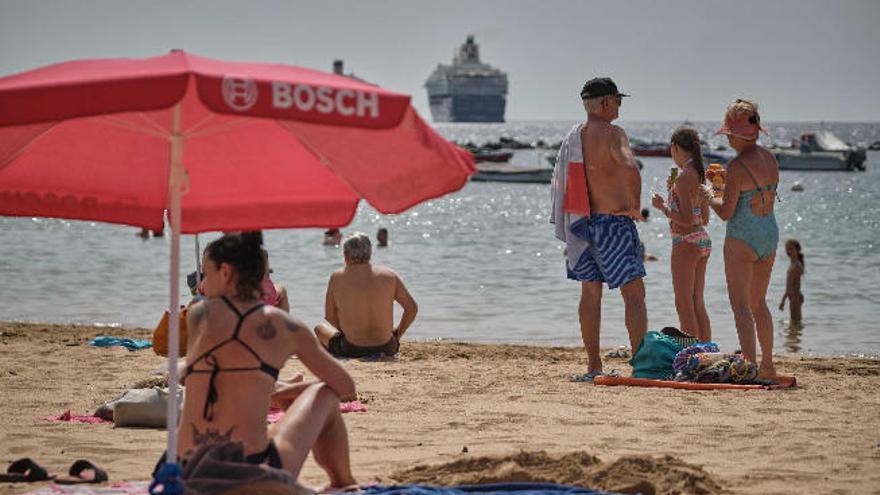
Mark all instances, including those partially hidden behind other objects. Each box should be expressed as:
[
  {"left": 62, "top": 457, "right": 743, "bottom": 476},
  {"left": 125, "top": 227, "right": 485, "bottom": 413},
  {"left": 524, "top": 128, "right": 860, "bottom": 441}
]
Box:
[{"left": 1, "top": 121, "right": 878, "bottom": 356}]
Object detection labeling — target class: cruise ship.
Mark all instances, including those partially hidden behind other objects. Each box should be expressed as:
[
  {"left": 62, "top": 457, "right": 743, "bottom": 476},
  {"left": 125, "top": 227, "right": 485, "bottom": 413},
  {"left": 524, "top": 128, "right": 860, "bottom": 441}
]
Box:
[{"left": 424, "top": 36, "right": 508, "bottom": 123}]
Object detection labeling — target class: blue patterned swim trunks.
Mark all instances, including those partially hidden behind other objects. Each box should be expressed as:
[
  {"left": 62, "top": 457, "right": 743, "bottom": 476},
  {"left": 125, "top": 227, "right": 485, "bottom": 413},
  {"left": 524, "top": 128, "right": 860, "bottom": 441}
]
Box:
[{"left": 566, "top": 214, "right": 646, "bottom": 289}]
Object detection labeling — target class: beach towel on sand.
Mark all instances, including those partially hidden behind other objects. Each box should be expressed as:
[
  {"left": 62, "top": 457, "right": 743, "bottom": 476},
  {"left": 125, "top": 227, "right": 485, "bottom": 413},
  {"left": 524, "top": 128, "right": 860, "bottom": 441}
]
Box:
[
  {"left": 88, "top": 336, "right": 152, "bottom": 351},
  {"left": 364, "top": 483, "right": 618, "bottom": 495},
  {"left": 18, "top": 482, "right": 149, "bottom": 494},
  {"left": 18, "top": 481, "right": 619, "bottom": 495}
]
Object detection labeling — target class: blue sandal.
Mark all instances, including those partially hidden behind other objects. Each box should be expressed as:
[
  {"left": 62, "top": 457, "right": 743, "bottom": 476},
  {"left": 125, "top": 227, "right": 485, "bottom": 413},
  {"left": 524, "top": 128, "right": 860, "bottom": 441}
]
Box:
[{"left": 569, "top": 369, "right": 619, "bottom": 383}]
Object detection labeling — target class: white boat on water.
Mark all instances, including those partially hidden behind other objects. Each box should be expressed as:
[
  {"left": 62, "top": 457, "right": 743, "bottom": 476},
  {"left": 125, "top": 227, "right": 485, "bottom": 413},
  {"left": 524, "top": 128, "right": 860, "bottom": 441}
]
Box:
[{"left": 773, "top": 131, "right": 866, "bottom": 171}]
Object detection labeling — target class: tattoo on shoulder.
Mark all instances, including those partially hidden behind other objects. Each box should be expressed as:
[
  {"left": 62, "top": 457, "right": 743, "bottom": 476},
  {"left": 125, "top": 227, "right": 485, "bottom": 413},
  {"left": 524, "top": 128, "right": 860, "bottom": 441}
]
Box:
[
  {"left": 256, "top": 320, "right": 277, "bottom": 340},
  {"left": 191, "top": 424, "right": 235, "bottom": 446}
]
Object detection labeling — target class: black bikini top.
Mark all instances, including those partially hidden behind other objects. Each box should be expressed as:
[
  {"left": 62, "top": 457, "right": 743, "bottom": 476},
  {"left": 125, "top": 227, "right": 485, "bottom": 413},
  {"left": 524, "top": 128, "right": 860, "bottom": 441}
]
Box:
[{"left": 184, "top": 296, "right": 280, "bottom": 421}]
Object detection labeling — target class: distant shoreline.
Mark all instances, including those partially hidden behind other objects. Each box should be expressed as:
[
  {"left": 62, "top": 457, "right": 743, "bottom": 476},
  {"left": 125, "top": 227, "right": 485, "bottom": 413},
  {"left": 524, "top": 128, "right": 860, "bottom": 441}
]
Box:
[{"left": 3, "top": 319, "right": 878, "bottom": 359}]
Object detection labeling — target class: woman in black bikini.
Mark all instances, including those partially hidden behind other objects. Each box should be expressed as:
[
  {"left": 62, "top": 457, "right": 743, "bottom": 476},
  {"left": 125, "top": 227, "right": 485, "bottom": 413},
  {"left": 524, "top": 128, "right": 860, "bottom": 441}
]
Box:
[{"left": 173, "top": 231, "right": 357, "bottom": 488}]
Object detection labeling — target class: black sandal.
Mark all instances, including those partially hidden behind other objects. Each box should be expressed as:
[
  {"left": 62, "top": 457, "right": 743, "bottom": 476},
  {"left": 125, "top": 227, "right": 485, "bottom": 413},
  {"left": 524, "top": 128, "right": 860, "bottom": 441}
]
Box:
[
  {"left": 54, "top": 459, "right": 108, "bottom": 485},
  {"left": 0, "top": 458, "right": 54, "bottom": 482}
]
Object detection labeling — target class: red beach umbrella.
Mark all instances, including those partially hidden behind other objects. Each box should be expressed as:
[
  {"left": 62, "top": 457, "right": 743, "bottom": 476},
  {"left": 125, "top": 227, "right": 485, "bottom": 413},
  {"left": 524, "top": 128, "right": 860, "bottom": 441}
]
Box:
[{"left": 0, "top": 50, "right": 474, "bottom": 475}]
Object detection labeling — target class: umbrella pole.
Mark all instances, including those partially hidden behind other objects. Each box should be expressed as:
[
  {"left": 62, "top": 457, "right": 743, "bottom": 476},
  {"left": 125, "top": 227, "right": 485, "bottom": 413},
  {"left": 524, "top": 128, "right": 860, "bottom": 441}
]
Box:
[
  {"left": 165, "top": 102, "right": 185, "bottom": 464},
  {"left": 195, "top": 234, "right": 201, "bottom": 286}
]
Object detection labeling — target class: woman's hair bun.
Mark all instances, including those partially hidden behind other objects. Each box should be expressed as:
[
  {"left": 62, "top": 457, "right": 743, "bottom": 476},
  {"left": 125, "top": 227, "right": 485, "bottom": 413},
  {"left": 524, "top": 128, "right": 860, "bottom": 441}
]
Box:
[{"left": 241, "top": 230, "right": 264, "bottom": 248}]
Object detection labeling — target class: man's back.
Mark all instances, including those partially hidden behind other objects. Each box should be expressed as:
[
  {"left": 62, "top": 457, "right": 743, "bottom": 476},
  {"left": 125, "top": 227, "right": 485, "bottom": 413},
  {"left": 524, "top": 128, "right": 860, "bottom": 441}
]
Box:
[
  {"left": 328, "top": 264, "right": 397, "bottom": 346},
  {"left": 582, "top": 121, "right": 635, "bottom": 215}
]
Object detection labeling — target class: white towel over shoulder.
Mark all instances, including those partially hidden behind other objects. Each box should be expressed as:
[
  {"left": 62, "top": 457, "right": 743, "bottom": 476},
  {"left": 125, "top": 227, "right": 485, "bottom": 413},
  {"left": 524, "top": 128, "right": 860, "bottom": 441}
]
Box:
[{"left": 549, "top": 122, "right": 589, "bottom": 270}]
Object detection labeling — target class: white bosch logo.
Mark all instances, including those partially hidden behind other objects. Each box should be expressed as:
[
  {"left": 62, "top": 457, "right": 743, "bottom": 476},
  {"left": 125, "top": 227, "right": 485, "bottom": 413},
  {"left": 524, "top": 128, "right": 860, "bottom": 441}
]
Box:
[{"left": 222, "top": 76, "right": 258, "bottom": 111}]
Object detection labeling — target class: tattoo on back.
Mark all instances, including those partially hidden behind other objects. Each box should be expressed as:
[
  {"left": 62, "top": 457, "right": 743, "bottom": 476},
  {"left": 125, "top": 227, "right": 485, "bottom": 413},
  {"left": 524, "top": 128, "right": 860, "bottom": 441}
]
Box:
[
  {"left": 284, "top": 319, "right": 302, "bottom": 333},
  {"left": 256, "top": 320, "right": 276, "bottom": 340},
  {"left": 191, "top": 424, "right": 235, "bottom": 446}
]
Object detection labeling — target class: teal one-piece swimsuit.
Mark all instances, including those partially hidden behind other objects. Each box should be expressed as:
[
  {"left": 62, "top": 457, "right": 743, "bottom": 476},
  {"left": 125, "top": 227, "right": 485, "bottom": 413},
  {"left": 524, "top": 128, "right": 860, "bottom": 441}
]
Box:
[{"left": 725, "top": 163, "right": 778, "bottom": 260}]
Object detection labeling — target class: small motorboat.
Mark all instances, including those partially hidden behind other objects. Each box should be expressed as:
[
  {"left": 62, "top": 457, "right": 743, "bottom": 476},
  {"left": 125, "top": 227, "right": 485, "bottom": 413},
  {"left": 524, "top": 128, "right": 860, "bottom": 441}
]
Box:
[
  {"left": 632, "top": 142, "right": 671, "bottom": 157},
  {"left": 472, "top": 150, "right": 514, "bottom": 162},
  {"left": 471, "top": 162, "right": 553, "bottom": 183},
  {"left": 773, "top": 131, "right": 866, "bottom": 171}
]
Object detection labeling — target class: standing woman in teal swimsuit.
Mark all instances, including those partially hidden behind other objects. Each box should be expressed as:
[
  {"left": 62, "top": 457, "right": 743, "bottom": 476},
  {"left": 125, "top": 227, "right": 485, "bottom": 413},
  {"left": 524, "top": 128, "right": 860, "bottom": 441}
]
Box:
[{"left": 704, "top": 99, "right": 780, "bottom": 378}]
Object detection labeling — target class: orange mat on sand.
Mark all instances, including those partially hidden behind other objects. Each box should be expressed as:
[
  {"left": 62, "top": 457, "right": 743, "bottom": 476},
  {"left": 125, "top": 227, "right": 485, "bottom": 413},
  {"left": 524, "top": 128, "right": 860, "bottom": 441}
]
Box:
[{"left": 593, "top": 375, "right": 796, "bottom": 390}]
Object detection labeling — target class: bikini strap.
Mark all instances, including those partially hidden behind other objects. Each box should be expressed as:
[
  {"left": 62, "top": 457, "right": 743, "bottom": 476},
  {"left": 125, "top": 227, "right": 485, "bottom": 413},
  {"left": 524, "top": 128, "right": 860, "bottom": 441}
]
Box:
[
  {"left": 220, "top": 296, "right": 242, "bottom": 317},
  {"left": 735, "top": 158, "right": 763, "bottom": 192},
  {"left": 735, "top": 159, "right": 777, "bottom": 205},
  {"left": 186, "top": 297, "right": 267, "bottom": 419}
]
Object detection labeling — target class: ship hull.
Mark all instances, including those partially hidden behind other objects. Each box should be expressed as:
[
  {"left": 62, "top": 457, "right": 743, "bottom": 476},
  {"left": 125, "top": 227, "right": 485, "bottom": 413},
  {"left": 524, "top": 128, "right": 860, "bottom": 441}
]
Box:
[{"left": 429, "top": 94, "right": 506, "bottom": 123}]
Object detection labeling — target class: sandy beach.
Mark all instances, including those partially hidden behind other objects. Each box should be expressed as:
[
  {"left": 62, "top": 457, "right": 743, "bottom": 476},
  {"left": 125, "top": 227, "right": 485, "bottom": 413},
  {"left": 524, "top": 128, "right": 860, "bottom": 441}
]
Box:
[{"left": 1, "top": 321, "right": 879, "bottom": 495}]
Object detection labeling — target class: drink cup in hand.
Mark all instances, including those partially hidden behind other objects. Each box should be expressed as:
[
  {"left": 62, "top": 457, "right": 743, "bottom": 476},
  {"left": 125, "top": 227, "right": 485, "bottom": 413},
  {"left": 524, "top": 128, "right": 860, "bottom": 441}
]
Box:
[
  {"left": 706, "top": 163, "right": 725, "bottom": 198},
  {"left": 651, "top": 192, "right": 665, "bottom": 210}
]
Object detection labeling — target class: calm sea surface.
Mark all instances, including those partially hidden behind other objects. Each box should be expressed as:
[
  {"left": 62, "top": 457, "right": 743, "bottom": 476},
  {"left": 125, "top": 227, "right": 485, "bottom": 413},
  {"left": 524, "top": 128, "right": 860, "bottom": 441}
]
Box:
[{"left": 1, "top": 121, "right": 878, "bottom": 356}]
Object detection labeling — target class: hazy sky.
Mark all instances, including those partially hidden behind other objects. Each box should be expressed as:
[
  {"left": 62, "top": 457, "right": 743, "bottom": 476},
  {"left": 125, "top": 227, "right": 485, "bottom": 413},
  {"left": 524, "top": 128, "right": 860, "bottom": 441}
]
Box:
[{"left": 1, "top": 0, "right": 878, "bottom": 122}]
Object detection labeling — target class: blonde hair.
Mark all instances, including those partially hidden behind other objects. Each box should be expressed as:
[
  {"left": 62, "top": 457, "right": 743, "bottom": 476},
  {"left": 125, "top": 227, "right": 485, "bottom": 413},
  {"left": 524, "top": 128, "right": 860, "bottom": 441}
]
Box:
[{"left": 726, "top": 98, "right": 760, "bottom": 120}]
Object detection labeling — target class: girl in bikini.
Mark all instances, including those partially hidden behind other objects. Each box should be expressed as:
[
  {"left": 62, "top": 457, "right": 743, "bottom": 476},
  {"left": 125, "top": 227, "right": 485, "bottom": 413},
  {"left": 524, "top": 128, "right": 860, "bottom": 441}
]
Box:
[
  {"left": 703, "top": 99, "right": 781, "bottom": 378},
  {"left": 779, "top": 238, "right": 805, "bottom": 325},
  {"left": 651, "top": 127, "right": 712, "bottom": 342}
]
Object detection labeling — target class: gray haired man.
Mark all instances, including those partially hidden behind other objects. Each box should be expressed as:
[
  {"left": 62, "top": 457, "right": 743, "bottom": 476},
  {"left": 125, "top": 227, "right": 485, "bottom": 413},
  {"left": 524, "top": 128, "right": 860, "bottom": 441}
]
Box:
[{"left": 314, "top": 233, "right": 418, "bottom": 358}]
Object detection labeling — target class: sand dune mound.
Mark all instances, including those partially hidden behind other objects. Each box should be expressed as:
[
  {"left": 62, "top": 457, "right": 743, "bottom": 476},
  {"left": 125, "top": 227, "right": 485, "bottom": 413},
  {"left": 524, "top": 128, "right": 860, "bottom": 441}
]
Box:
[{"left": 389, "top": 450, "right": 724, "bottom": 495}]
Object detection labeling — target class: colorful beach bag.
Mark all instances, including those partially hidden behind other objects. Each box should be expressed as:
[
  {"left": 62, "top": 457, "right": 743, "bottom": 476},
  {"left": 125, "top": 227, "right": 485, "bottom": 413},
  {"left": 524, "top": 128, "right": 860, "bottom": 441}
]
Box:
[{"left": 630, "top": 331, "right": 685, "bottom": 380}]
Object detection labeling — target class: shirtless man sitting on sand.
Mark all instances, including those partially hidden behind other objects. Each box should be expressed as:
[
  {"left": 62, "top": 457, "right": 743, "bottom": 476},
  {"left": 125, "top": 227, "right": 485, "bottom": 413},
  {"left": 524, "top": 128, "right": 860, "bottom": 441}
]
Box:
[{"left": 314, "top": 233, "right": 418, "bottom": 358}]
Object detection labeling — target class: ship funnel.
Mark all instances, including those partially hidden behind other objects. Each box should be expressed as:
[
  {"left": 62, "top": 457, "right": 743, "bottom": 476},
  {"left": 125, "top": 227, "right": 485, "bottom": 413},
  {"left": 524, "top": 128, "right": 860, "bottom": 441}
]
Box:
[{"left": 332, "top": 59, "right": 344, "bottom": 75}]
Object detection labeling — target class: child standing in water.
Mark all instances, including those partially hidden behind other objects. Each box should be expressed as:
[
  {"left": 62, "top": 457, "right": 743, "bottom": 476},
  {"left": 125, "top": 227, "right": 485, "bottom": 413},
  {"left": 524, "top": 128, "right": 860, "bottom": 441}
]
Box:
[
  {"left": 651, "top": 128, "right": 712, "bottom": 342},
  {"left": 779, "top": 239, "right": 805, "bottom": 325}
]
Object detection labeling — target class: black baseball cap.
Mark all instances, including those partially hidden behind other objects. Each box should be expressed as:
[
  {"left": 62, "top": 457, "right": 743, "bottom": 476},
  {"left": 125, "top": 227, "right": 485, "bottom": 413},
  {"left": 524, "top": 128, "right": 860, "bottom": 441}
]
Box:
[{"left": 580, "top": 77, "right": 630, "bottom": 100}]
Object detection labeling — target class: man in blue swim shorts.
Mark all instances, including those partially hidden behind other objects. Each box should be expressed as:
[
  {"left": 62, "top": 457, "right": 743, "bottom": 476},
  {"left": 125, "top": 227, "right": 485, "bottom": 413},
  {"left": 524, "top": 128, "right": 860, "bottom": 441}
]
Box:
[{"left": 549, "top": 77, "right": 648, "bottom": 381}]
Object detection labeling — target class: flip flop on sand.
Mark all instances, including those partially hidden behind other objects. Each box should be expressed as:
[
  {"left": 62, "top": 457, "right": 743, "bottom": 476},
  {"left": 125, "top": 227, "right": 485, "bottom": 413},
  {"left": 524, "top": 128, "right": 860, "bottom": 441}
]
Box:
[
  {"left": 315, "top": 483, "right": 362, "bottom": 493},
  {"left": 0, "top": 458, "right": 54, "bottom": 482},
  {"left": 605, "top": 347, "right": 631, "bottom": 359},
  {"left": 54, "top": 459, "right": 108, "bottom": 485},
  {"left": 569, "top": 369, "right": 619, "bottom": 383}
]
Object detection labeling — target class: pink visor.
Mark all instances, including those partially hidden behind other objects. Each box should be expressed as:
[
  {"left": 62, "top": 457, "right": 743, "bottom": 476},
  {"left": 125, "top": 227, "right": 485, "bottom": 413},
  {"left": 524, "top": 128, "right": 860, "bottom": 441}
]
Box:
[{"left": 716, "top": 112, "right": 768, "bottom": 140}]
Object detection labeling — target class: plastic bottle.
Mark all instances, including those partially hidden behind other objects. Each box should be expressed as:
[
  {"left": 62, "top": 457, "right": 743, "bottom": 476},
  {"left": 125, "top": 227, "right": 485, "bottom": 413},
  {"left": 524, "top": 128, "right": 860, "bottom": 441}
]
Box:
[
  {"left": 667, "top": 167, "right": 678, "bottom": 206},
  {"left": 667, "top": 167, "right": 678, "bottom": 191}
]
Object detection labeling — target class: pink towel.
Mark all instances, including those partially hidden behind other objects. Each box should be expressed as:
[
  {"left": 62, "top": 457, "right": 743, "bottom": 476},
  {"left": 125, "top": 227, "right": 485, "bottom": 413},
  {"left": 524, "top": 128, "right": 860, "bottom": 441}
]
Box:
[
  {"left": 267, "top": 401, "right": 367, "bottom": 423},
  {"left": 40, "top": 410, "right": 112, "bottom": 424},
  {"left": 19, "top": 480, "right": 150, "bottom": 494}
]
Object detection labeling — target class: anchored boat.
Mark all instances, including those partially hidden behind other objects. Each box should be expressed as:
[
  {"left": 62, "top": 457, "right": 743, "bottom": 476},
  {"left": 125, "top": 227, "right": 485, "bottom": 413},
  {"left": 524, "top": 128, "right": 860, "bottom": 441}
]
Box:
[{"left": 774, "top": 131, "right": 866, "bottom": 171}]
